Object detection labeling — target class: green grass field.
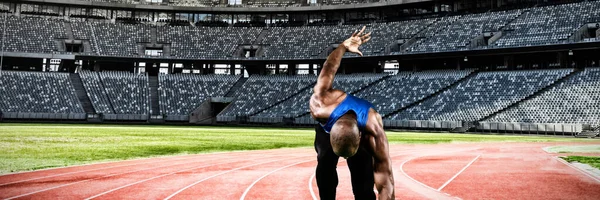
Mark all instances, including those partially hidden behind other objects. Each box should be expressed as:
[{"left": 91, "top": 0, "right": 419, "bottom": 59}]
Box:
[
  {"left": 562, "top": 156, "right": 600, "bottom": 169},
  {"left": 0, "top": 123, "right": 595, "bottom": 174},
  {"left": 546, "top": 145, "right": 600, "bottom": 153}
]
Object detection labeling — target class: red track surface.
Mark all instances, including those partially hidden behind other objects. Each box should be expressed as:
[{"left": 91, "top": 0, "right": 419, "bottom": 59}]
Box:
[{"left": 1, "top": 142, "right": 599, "bottom": 200}]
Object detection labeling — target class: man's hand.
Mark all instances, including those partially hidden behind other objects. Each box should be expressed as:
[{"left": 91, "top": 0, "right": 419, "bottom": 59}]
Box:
[{"left": 342, "top": 26, "right": 372, "bottom": 56}]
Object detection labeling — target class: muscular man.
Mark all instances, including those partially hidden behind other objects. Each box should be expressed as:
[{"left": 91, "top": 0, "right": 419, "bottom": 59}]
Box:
[{"left": 311, "top": 26, "right": 395, "bottom": 200}]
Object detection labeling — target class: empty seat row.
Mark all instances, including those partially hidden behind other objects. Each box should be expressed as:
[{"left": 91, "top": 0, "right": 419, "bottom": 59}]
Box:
[
  {"left": 0, "top": 71, "right": 83, "bottom": 113},
  {"left": 218, "top": 74, "right": 315, "bottom": 117},
  {"left": 253, "top": 73, "right": 385, "bottom": 118},
  {"left": 488, "top": 67, "right": 600, "bottom": 125},
  {"left": 391, "top": 69, "right": 573, "bottom": 121},
  {"left": 159, "top": 73, "right": 240, "bottom": 115}
]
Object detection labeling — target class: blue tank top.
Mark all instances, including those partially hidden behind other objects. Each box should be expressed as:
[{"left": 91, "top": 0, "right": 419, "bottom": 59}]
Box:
[{"left": 320, "top": 94, "right": 374, "bottom": 134}]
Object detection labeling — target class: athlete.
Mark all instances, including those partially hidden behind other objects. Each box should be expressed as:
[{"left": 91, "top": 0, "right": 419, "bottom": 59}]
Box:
[{"left": 310, "top": 26, "right": 395, "bottom": 200}]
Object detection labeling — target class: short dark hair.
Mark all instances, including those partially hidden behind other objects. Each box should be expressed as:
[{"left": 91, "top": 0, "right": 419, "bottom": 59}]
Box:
[{"left": 330, "top": 112, "right": 360, "bottom": 158}]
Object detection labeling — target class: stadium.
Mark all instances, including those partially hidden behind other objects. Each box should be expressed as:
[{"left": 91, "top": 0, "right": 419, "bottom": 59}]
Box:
[{"left": 0, "top": 0, "right": 599, "bottom": 199}]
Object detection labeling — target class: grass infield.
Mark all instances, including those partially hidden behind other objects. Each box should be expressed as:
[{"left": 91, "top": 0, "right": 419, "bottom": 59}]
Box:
[
  {"left": 562, "top": 156, "right": 600, "bottom": 170},
  {"left": 0, "top": 123, "right": 595, "bottom": 174}
]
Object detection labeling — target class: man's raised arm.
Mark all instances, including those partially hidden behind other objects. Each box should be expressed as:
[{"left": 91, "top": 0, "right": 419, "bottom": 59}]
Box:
[{"left": 314, "top": 26, "right": 371, "bottom": 95}]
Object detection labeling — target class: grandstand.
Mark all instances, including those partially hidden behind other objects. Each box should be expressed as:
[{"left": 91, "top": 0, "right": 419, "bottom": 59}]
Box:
[{"left": 1, "top": 0, "right": 600, "bottom": 135}]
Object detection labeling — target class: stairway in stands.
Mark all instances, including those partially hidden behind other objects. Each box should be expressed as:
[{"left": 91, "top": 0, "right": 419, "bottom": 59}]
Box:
[
  {"left": 248, "top": 82, "right": 316, "bottom": 116},
  {"left": 149, "top": 76, "right": 161, "bottom": 115},
  {"left": 69, "top": 73, "right": 95, "bottom": 113},
  {"left": 150, "top": 27, "right": 158, "bottom": 44},
  {"left": 65, "top": 22, "right": 75, "bottom": 40},
  {"left": 225, "top": 77, "right": 248, "bottom": 97},
  {"left": 253, "top": 28, "right": 269, "bottom": 45}
]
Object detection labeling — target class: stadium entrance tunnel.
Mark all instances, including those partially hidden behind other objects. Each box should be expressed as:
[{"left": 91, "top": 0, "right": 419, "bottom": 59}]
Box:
[{"left": 189, "top": 97, "right": 233, "bottom": 124}]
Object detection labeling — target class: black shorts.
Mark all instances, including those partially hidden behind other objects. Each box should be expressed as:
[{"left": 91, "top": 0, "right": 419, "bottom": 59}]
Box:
[{"left": 314, "top": 124, "right": 376, "bottom": 200}]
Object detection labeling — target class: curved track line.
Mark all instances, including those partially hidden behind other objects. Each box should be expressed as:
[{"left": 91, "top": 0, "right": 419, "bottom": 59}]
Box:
[
  {"left": 0, "top": 149, "right": 288, "bottom": 186},
  {"left": 0, "top": 146, "right": 268, "bottom": 177},
  {"left": 163, "top": 156, "right": 310, "bottom": 200},
  {"left": 308, "top": 172, "right": 318, "bottom": 200},
  {"left": 437, "top": 155, "right": 480, "bottom": 191},
  {"left": 84, "top": 158, "right": 255, "bottom": 200},
  {"left": 239, "top": 160, "right": 314, "bottom": 200},
  {"left": 84, "top": 152, "right": 309, "bottom": 199},
  {"left": 306, "top": 149, "right": 425, "bottom": 200},
  {"left": 3, "top": 153, "right": 271, "bottom": 200},
  {"left": 554, "top": 156, "right": 600, "bottom": 183},
  {"left": 0, "top": 156, "right": 195, "bottom": 187},
  {"left": 399, "top": 148, "right": 478, "bottom": 200}
]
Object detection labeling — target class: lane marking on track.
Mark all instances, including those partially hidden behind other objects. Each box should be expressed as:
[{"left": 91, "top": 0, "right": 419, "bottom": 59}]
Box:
[
  {"left": 0, "top": 156, "right": 195, "bottom": 187},
  {"left": 163, "top": 156, "right": 311, "bottom": 200},
  {"left": 306, "top": 149, "right": 429, "bottom": 200},
  {"left": 0, "top": 148, "right": 295, "bottom": 183},
  {"left": 84, "top": 157, "right": 266, "bottom": 200},
  {"left": 308, "top": 173, "right": 318, "bottom": 200},
  {"left": 240, "top": 160, "right": 314, "bottom": 200},
  {"left": 437, "top": 155, "right": 480, "bottom": 191},
  {"left": 4, "top": 161, "right": 200, "bottom": 200},
  {"left": 399, "top": 148, "right": 478, "bottom": 200},
  {"left": 2, "top": 152, "right": 302, "bottom": 200},
  {"left": 554, "top": 156, "right": 600, "bottom": 183}
]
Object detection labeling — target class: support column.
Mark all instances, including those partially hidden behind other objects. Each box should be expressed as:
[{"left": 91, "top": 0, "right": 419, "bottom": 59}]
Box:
[
  {"left": 93, "top": 61, "right": 100, "bottom": 72},
  {"left": 558, "top": 52, "right": 568, "bottom": 68},
  {"left": 504, "top": 55, "right": 515, "bottom": 69}
]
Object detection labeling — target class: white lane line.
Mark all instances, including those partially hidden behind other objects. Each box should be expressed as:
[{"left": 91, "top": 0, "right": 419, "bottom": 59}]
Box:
[
  {"left": 306, "top": 149, "right": 425, "bottom": 200},
  {"left": 85, "top": 152, "right": 298, "bottom": 200},
  {"left": 437, "top": 155, "right": 480, "bottom": 191},
  {"left": 3, "top": 155, "right": 243, "bottom": 200},
  {"left": 163, "top": 156, "right": 309, "bottom": 200},
  {"left": 399, "top": 148, "right": 478, "bottom": 199},
  {"left": 84, "top": 159, "right": 243, "bottom": 200},
  {"left": 0, "top": 149, "right": 298, "bottom": 186},
  {"left": 240, "top": 160, "right": 314, "bottom": 200},
  {"left": 555, "top": 156, "right": 600, "bottom": 183},
  {"left": 308, "top": 172, "right": 318, "bottom": 200},
  {"left": 0, "top": 156, "right": 193, "bottom": 187}
]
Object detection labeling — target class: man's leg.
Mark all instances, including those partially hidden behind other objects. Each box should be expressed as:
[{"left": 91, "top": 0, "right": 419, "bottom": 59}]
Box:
[
  {"left": 315, "top": 124, "right": 340, "bottom": 200},
  {"left": 347, "top": 145, "right": 376, "bottom": 200}
]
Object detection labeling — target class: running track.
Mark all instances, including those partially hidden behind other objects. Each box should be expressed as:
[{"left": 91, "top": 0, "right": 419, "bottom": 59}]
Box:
[{"left": 1, "top": 142, "right": 599, "bottom": 200}]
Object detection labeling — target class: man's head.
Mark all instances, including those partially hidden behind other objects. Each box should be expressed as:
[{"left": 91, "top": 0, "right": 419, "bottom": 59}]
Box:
[{"left": 330, "top": 112, "right": 360, "bottom": 158}]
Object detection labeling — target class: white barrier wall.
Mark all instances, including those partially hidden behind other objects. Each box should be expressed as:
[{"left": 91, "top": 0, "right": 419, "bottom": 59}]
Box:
[
  {"left": 383, "top": 120, "right": 461, "bottom": 129},
  {"left": 477, "top": 122, "right": 582, "bottom": 133}
]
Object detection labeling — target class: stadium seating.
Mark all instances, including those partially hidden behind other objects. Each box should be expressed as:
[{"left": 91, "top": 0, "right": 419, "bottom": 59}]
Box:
[
  {"left": 2, "top": 1, "right": 598, "bottom": 59},
  {"left": 391, "top": 69, "right": 573, "bottom": 121},
  {"left": 98, "top": 71, "right": 149, "bottom": 114},
  {"left": 157, "top": 26, "right": 261, "bottom": 59},
  {"left": 72, "top": 21, "right": 151, "bottom": 57},
  {"left": 260, "top": 25, "right": 359, "bottom": 59},
  {"left": 0, "top": 71, "right": 83, "bottom": 113},
  {"left": 79, "top": 70, "right": 114, "bottom": 114},
  {"left": 218, "top": 75, "right": 315, "bottom": 118},
  {"left": 361, "top": 19, "right": 437, "bottom": 55},
  {"left": 158, "top": 74, "right": 240, "bottom": 115},
  {"left": 355, "top": 70, "right": 473, "bottom": 116},
  {"left": 492, "top": 1, "right": 600, "bottom": 47},
  {"left": 409, "top": 10, "right": 522, "bottom": 52},
  {"left": 488, "top": 67, "right": 600, "bottom": 125},
  {"left": 253, "top": 73, "right": 384, "bottom": 118},
  {"left": 0, "top": 16, "right": 66, "bottom": 53}
]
